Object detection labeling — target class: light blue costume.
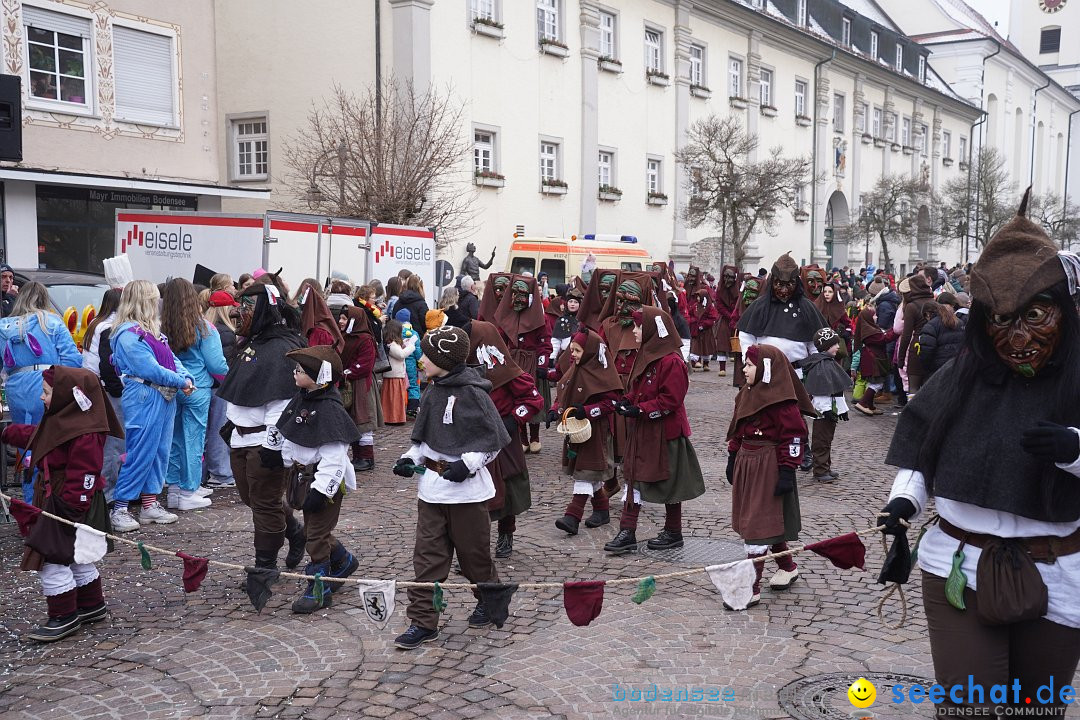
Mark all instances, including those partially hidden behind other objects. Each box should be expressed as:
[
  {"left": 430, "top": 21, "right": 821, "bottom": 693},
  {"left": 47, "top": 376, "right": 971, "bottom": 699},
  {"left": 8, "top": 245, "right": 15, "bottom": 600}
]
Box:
[
  {"left": 402, "top": 323, "right": 422, "bottom": 403},
  {"left": 167, "top": 321, "right": 228, "bottom": 492},
  {"left": 0, "top": 312, "right": 81, "bottom": 501},
  {"left": 109, "top": 322, "right": 191, "bottom": 504}
]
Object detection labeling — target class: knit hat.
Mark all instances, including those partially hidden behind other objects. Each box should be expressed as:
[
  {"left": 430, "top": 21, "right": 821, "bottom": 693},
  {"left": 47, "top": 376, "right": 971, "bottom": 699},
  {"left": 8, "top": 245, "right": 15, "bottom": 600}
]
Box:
[
  {"left": 208, "top": 290, "right": 239, "bottom": 308},
  {"left": 955, "top": 292, "right": 971, "bottom": 308},
  {"left": 970, "top": 188, "right": 1066, "bottom": 314},
  {"left": 866, "top": 277, "right": 886, "bottom": 297},
  {"left": 286, "top": 346, "right": 342, "bottom": 385},
  {"left": 421, "top": 326, "right": 470, "bottom": 371},
  {"left": 425, "top": 309, "right": 447, "bottom": 332},
  {"left": 394, "top": 308, "right": 411, "bottom": 324},
  {"left": 936, "top": 292, "right": 959, "bottom": 309},
  {"left": 813, "top": 327, "right": 841, "bottom": 352}
]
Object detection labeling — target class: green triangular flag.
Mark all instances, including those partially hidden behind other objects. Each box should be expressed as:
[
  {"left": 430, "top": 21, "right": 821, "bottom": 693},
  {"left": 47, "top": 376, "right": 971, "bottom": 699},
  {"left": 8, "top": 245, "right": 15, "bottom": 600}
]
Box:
[
  {"left": 137, "top": 542, "right": 152, "bottom": 570},
  {"left": 632, "top": 576, "right": 656, "bottom": 605},
  {"left": 433, "top": 581, "right": 447, "bottom": 613}
]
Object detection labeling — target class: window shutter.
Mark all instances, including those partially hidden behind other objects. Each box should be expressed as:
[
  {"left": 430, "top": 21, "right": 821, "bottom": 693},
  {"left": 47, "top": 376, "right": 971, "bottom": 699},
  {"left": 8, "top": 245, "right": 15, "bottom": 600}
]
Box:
[
  {"left": 113, "top": 26, "right": 174, "bottom": 125},
  {"left": 22, "top": 6, "right": 91, "bottom": 38}
]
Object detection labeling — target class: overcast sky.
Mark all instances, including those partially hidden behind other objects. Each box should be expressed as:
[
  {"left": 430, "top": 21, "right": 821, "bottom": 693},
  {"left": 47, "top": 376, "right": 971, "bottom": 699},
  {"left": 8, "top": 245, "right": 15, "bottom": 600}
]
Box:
[{"left": 972, "top": 0, "right": 1011, "bottom": 36}]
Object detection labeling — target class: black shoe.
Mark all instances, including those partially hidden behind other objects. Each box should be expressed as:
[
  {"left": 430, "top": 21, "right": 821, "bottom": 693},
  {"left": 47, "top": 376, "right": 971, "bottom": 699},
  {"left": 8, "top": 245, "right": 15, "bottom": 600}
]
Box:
[
  {"left": 555, "top": 514, "right": 580, "bottom": 536},
  {"left": 328, "top": 544, "right": 360, "bottom": 590},
  {"left": 26, "top": 613, "right": 81, "bottom": 643},
  {"left": 291, "top": 561, "right": 333, "bottom": 614},
  {"left": 284, "top": 522, "right": 306, "bottom": 570},
  {"left": 584, "top": 509, "right": 610, "bottom": 528},
  {"left": 77, "top": 603, "right": 109, "bottom": 624},
  {"left": 353, "top": 458, "right": 375, "bottom": 472},
  {"left": 813, "top": 473, "right": 836, "bottom": 484},
  {"left": 604, "top": 529, "right": 637, "bottom": 554},
  {"left": 799, "top": 455, "right": 813, "bottom": 472},
  {"left": 646, "top": 529, "right": 684, "bottom": 550},
  {"left": 495, "top": 533, "right": 513, "bottom": 559},
  {"left": 394, "top": 624, "right": 440, "bottom": 650},
  {"left": 468, "top": 602, "right": 493, "bottom": 628}
]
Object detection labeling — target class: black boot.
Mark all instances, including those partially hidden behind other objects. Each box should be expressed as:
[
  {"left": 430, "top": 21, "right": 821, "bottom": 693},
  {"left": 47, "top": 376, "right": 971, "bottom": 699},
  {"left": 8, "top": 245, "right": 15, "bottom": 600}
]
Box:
[
  {"left": 292, "top": 561, "right": 333, "bottom": 614},
  {"left": 646, "top": 529, "right": 684, "bottom": 550},
  {"left": 284, "top": 515, "right": 306, "bottom": 570},
  {"left": 604, "top": 528, "right": 637, "bottom": 554},
  {"left": 27, "top": 590, "right": 81, "bottom": 643},
  {"left": 327, "top": 542, "right": 359, "bottom": 591},
  {"left": 468, "top": 601, "right": 492, "bottom": 628},
  {"left": 555, "top": 514, "right": 580, "bottom": 535},
  {"left": 495, "top": 532, "right": 513, "bottom": 559},
  {"left": 584, "top": 509, "right": 610, "bottom": 528},
  {"left": 799, "top": 453, "right": 813, "bottom": 472}
]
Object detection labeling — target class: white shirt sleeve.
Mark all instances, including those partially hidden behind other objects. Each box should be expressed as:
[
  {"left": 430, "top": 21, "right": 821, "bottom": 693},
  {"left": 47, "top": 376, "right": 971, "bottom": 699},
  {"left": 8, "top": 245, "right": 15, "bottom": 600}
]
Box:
[
  {"left": 402, "top": 443, "right": 424, "bottom": 464},
  {"left": 461, "top": 450, "right": 500, "bottom": 473},
  {"left": 1055, "top": 428, "right": 1080, "bottom": 479},
  {"left": 888, "top": 468, "right": 929, "bottom": 520},
  {"left": 311, "top": 443, "right": 350, "bottom": 497}
]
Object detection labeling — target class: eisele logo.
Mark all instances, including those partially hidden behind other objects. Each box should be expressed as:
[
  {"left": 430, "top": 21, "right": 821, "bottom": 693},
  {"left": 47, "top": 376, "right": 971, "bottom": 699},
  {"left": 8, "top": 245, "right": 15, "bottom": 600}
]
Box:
[
  {"left": 374, "top": 238, "right": 432, "bottom": 264},
  {"left": 121, "top": 224, "right": 194, "bottom": 257}
]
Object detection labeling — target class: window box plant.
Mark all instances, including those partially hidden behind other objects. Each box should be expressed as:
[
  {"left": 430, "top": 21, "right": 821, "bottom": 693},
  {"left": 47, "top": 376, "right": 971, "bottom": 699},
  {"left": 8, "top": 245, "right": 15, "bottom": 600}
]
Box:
[
  {"left": 958, "top": 161, "right": 968, "bottom": 172},
  {"left": 472, "top": 17, "right": 505, "bottom": 38},
  {"left": 902, "top": 145, "right": 914, "bottom": 155},
  {"left": 474, "top": 170, "right": 505, "bottom": 188},
  {"left": 729, "top": 96, "right": 749, "bottom": 110},
  {"left": 943, "top": 157, "right": 954, "bottom": 167},
  {"left": 861, "top": 132, "right": 873, "bottom": 144},
  {"left": 891, "top": 142, "right": 901, "bottom": 152},
  {"left": 795, "top": 114, "right": 812, "bottom": 127},
  {"left": 599, "top": 56, "right": 623, "bottom": 74},
  {"left": 691, "top": 84, "right": 712, "bottom": 99},
  {"left": 874, "top": 137, "right": 886, "bottom": 148},
  {"left": 794, "top": 209, "right": 810, "bottom": 222},
  {"left": 539, "top": 37, "right": 569, "bottom": 57},
  {"left": 760, "top": 104, "right": 778, "bottom": 117},
  {"left": 647, "top": 69, "right": 670, "bottom": 86},
  {"left": 541, "top": 178, "right": 568, "bottom": 194},
  {"left": 598, "top": 185, "right": 623, "bottom": 201},
  {"left": 647, "top": 191, "right": 668, "bottom": 206}
]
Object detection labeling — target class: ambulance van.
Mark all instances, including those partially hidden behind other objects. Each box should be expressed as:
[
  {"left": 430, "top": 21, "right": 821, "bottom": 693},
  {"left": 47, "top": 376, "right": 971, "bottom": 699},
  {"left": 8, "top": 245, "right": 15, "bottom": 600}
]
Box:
[{"left": 504, "top": 235, "right": 652, "bottom": 286}]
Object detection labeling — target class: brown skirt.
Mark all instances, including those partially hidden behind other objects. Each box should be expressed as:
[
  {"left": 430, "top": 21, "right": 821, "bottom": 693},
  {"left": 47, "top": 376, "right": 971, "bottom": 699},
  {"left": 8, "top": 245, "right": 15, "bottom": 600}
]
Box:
[
  {"left": 712, "top": 318, "right": 734, "bottom": 353},
  {"left": 731, "top": 440, "right": 801, "bottom": 545},
  {"left": 691, "top": 332, "right": 718, "bottom": 357},
  {"left": 489, "top": 423, "right": 532, "bottom": 520},
  {"left": 381, "top": 377, "right": 408, "bottom": 424}
]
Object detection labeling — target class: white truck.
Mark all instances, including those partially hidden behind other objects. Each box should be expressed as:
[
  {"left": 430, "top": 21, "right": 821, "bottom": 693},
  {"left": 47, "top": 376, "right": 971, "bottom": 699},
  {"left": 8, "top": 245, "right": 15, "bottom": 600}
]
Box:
[{"left": 114, "top": 210, "right": 437, "bottom": 300}]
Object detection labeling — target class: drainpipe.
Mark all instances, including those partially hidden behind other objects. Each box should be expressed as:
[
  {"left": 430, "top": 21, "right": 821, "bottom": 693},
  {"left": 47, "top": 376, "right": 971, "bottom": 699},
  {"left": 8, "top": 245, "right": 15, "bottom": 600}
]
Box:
[
  {"left": 1030, "top": 79, "right": 1051, "bottom": 187},
  {"left": 966, "top": 40, "right": 1000, "bottom": 264},
  {"left": 1062, "top": 107, "right": 1080, "bottom": 247},
  {"left": 810, "top": 49, "right": 836, "bottom": 265}
]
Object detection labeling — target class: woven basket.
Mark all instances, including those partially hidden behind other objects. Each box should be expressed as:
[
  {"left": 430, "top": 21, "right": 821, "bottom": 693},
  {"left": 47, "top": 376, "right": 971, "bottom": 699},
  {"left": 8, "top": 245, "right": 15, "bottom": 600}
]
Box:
[
  {"left": 729, "top": 335, "right": 741, "bottom": 353},
  {"left": 556, "top": 408, "right": 592, "bottom": 444}
]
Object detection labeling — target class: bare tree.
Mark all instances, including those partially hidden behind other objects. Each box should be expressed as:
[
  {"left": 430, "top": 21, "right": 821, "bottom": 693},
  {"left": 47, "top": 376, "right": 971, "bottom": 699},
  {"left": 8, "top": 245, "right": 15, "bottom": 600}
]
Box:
[
  {"left": 856, "top": 174, "right": 935, "bottom": 273},
  {"left": 1028, "top": 191, "right": 1080, "bottom": 250},
  {"left": 940, "top": 146, "right": 1013, "bottom": 256},
  {"left": 676, "top": 115, "right": 814, "bottom": 269},
  {"left": 283, "top": 81, "right": 476, "bottom": 249}
]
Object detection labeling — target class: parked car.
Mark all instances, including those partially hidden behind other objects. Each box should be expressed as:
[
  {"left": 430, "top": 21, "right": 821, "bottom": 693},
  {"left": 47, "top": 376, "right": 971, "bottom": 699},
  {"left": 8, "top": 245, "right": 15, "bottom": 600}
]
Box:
[{"left": 11, "top": 269, "right": 110, "bottom": 316}]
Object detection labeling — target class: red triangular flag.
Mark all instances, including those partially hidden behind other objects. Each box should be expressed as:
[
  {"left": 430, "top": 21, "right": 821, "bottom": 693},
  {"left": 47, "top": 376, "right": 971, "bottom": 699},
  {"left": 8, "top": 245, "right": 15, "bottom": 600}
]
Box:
[
  {"left": 805, "top": 532, "right": 866, "bottom": 570},
  {"left": 177, "top": 551, "right": 209, "bottom": 593},
  {"left": 563, "top": 581, "right": 605, "bottom": 626},
  {"left": 8, "top": 497, "right": 41, "bottom": 537}
]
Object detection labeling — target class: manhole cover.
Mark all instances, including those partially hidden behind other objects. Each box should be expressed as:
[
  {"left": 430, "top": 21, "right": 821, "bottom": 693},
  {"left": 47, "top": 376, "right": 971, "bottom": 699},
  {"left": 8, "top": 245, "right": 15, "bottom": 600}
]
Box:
[
  {"left": 778, "top": 672, "right": 933, "bottom": 719},
  {"left": 639, "top": 536, "right": 744, "bottom": 566}
]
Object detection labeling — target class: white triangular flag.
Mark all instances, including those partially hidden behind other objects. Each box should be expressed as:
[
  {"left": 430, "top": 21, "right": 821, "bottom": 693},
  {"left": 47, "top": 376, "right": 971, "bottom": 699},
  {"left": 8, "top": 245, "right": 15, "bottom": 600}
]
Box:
[
  {"left": 316, "top": 360, "right": 333, "bottom": 385},
  {"left": 265, "top": 283, "right": 280, "bottom": 305},
  {"left": 72, "top": 386, "right": 93, "bottom": 411},
  {"left": 357, "top": 579, "right": 396, "bottom": 627},
  {"left": 762, "top": 357, "right": 772, "bottom": 384},
  {"left": 73, "top": 523, "right": 107, "bottom": 564},
  {"left": 655, "top": 315, "right": 668, "bottom": 338},
  {"left": 597, "top": 342, "right": 609, "bottom": 368},
  {"left": 705, "top": 559, "right": 756, "bottom": 611}
]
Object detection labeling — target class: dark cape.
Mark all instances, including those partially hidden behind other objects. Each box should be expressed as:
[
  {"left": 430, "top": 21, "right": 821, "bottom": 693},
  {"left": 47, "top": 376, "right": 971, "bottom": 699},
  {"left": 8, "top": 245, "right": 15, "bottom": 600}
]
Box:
[
  {"left": 411, "top": 364, "right": 512, "bottom": 455},
  {"left": 219, "top": 293, "right": 306, "bottom": 409},
  {"left": 885, "top": 359, "right": 1080, "bottom": 523},
  {"left": 798, "top": 353, "right": 853, "bottom": 397},
  {"left": 278, "top": 385, "right": 361, "bottom": 448},
  {"left": 736, "top": 288, "right": 827, "bottom": 341}
]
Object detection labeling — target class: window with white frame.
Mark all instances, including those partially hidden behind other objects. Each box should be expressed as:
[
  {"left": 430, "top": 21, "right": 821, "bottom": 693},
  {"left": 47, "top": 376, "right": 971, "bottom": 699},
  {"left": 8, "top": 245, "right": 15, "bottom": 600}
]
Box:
[
  {"left": 918, "top": 123, "right": 928, "bottom": 154},
  {"left": 794, "top": 79, "right": 807, "bottom": 116},
  {"left": 646, "top": 157, "right": 662, "bottom": 194},
  {"left": 856, "top": 102, "right": 868, "bottom": 133},
  {"left": 113, "top": 25, "right": 176, "bottom": 126},
  {"left": 24, "top": 6, "right": 92, "bottom": 109},
  {"left": 870, "top": 31, "right": 879, "bottom": 60},
  {"left": 760, "top": 68, "right": 773, "bottom": 106},
  {"left": 795, "top": 184, "right": 806, "bottom": 212},
  {"left": 753, "top": 0, "right": 765, "bottom": 7},
  {"left": 833, "top": 93, "right": 845, "bottom": 132},
  {"left": 873, "top": 107, "right": 883, "bottom": 137},
  {"left": 887, "top": 112, "right": 897, "bottom": 142},
  {"left": 598, "top": 150, "right": 614, "bottom": 188},
  {"left": 918, "top": 56, "right": 926, "bottom": 83},
  {"left": 959, "top": 136, "right": 968, "bottom": 161},
  {"left": 233, "top": 118, "right": 269, "bottom": 180},
  {"left": 471, "top": 0, "right": 496, "bottom": 21},
  {"left": 645, "top": 28, "right": 663, "bottom": 73},
  {"left": 942, "top": 130, "right": 952, "bottom": 158},
  {"left": 474, "top": 129, "right": 495, "bottom": 174},
  {"left": 689, "top": 44, "right": 705, "bottom": 87},
  {"left": 540, "top": 140, "right": 560, "bottom": 181},
  {"left": 537, "top": 0, "right": 559, "bottom": 42},
  {"left": 895, "top": 44, "right": 904, "bottom": 72},
  {"left": 842, "top": 18, "right": 851, "bottom": 47},
  {"left": 689, "top": 166, "right": 704, "bottom": 197},
  {"left": 797, "top": 0, "right": 807, "bottom": 27},
  {"left": 599, "top": 11, "right": 616, "bottom": 58},
  {"left": 902, "top": 116, "right": 911, "bottom": 146},
  {"left": 729, "top": 57, "right": 743, "bottom": 98}
]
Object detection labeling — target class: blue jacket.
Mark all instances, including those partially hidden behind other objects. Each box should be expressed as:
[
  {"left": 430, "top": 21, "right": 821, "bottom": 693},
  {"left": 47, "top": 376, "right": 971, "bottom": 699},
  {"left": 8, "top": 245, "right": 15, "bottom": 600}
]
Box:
[
  {"left": 401, "top": 323, "right": 422, "bottom": 399},
  {"left": 174, "top": 321, "right": 229, "bottom": 390},
  {"left": 110, "top": 322, "right": 191, "bottom": 390},
  {"left": 0, "top": 312, "right": 81, "bottom": 424}
]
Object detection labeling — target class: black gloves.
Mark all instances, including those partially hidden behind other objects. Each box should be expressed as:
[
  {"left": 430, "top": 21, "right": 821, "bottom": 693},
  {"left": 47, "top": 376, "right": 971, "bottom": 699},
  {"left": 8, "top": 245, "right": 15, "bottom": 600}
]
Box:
[
  {"left": 546, "top": 408, "right": 560, "bottom": 427},
  {"left": 838, "top": 412, "right": 850, "bottom": 422},
  {"left": 774, "top": 466, "right": 796, "bottom": 496},
  {"left": 725, "top": 452, "right": 737, "bottom": 485},
  {"left": 302, "top": 487, "right": 330, "bottom": 514},
  {"left": 393, "top": 457, "right": 415, "bottom": 477},
  {"left": 1021, "top": 421, "right": 1080, "bottom": 464},
  {"left": 877, "top": 497, "right": 917, "bottom": 536},
  {"left": 615, "top": 400, "right": 641, "bottom": 417},
  {"left": 567, "top": 405, "right": 588, "bottom": 421},
  {"left": 259, "top": 447, "right": 284, "bottom": 469},
  {"left": 442, "top": 460, "right": 471, "bottom": 483}
]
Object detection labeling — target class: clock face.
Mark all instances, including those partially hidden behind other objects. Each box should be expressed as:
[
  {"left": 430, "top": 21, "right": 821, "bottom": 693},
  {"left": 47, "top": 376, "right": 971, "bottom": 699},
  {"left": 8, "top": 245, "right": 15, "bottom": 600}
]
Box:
[{"left": 1040, "top": 0, "right": 1066, "bottom": 13}]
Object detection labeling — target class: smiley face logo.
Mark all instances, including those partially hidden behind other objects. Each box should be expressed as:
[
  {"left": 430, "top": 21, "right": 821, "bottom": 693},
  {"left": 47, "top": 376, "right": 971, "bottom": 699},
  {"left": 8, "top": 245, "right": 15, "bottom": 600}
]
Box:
[{"left": 847, "top": 677, "right": 877, "bottom": 709}]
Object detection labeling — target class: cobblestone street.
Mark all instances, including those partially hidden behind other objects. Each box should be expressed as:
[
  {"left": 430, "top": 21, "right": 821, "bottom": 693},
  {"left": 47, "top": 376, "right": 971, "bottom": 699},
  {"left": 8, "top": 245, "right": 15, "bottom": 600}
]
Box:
[{"left": 1, "top": 370, "right": 1076, "bottom": 719}]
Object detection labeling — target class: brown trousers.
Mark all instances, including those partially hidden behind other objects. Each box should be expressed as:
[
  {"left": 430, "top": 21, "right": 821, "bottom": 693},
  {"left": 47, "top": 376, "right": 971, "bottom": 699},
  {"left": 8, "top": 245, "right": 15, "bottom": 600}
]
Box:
[
  {"left": 406, "top": 499, "right": 499, "bottom": 630},
  {"left": 923, "top": 574, "right": 1080, "bottom": 718},
  {"left": 810, "top": 418, "right": 836, "bottom": 476},
  {"left": 304, "top": 488, "right": 344, "bottom": 564},
  {"left": 230, "top": 447, "right": 288, "bottom": 541}
]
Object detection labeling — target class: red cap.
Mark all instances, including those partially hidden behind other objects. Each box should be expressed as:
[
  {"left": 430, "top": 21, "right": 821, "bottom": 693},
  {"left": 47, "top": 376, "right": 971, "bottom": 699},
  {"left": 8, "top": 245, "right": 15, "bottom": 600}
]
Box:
[
  {"left": 208, "top": 290, "right": 239, "bottom": 307},
  {"left": 631, "top": 310, "right": 644, "bottom": 325}
]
